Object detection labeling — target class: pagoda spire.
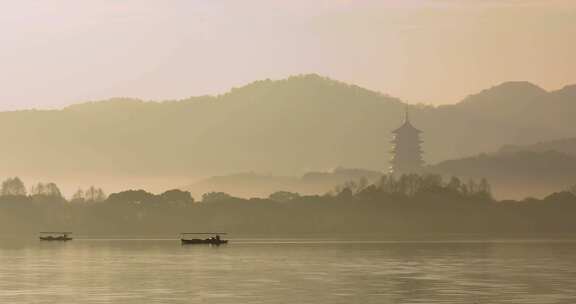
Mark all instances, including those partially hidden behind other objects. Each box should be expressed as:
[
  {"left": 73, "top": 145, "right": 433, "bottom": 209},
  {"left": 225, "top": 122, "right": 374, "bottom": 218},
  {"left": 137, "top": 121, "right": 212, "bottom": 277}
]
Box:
[
  {"left": 404, "top": 106, "right": 410, "bottom": 124},
  {"left": 390, "top": 108, "right": 424, "bottom": 175}
]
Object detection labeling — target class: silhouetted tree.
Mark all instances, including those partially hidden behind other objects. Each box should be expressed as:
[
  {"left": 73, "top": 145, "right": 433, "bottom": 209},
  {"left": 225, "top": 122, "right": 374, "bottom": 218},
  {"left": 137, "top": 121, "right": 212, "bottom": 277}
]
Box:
[
  {"left": 337, "top": 187, "right": 353, "bottom": 200},
  {"left": 30, "top": 182, "right": 63, "bottom": 199},
  {"left": 344, "top": 173, "right": 494, "bottom": 200},
  {"left": 107, "top": 189, "right": 154, "bottom": 204},
  {"left": 269, "top": 191, "right": 301, "bottom": 203},
  {"left": 30, "top": 183, "right": 45, "bottom": 196},
  {"left": 71, "top": 189, "right": 86, "bottom": 203},
  {"left": 419, "top": 174, "right": 443, "bottom": 193},
  {"left": 85, "top": 186, "right": 107, "bottom": 203},
  {"left": 477, "top": 178, "right": 493, "bottom": 200},
  {"left": 159, "top": 189, "right": 194, "bottom": 204},
  {"left": 466, "top": 179, "right": 478, "bottom": 196},
  {"left": 1, "top": 177, "right": 26, "bottom": 196},
  {"left": 447, "top": 176, "right": 462, "bottom": 193},
  {"left": 332, "top": 176, "right": 373, "bottom": 197},
  {"left": 201, "top": 192, "right": 233, "bottom": 203}
]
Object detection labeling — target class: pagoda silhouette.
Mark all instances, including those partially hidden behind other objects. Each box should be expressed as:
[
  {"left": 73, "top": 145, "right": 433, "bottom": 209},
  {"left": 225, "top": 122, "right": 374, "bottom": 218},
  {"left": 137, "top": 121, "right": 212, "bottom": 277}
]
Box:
[{"left": 390, "top": 108, "right": 424, "bottom": 175}]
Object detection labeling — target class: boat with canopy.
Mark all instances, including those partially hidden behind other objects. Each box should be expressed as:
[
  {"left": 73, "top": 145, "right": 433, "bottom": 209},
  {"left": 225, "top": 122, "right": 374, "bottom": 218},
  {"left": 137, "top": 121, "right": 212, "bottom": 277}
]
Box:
[
  {"left": 39, "top": 232, "right": 73, "bottom": 241},
  {"left": 180, "top": 233, "right": 228, "bottom": 245}
]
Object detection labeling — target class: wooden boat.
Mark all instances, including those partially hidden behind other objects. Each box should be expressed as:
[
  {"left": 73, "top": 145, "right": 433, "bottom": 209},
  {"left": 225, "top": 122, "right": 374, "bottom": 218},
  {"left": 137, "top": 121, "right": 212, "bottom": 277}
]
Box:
[
  {"left": 180, "top": 233, "right": 228, "bottom": 245},
  {"left": 181, "top": 238, "right": 229, "bottom": 245},
  {"left": 39, "top": 232, "right": 73, "bottom": 241}
]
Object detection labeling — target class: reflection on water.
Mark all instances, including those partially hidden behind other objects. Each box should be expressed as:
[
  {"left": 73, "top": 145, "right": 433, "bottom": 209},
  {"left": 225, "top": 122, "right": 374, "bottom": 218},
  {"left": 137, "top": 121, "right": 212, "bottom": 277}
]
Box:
[{"left": 0, "top": 238, "right": 575, "bottom": 303}]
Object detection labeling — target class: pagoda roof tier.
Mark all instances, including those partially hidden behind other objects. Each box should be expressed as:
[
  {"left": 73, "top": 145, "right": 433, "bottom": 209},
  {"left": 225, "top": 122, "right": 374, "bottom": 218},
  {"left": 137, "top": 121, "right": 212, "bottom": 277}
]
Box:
[
  {"left": 392, "top": 121, "right": 422, "bottom": 134},
  {"left": 392, "top": 107, "right": 422, "bottom": 134}
]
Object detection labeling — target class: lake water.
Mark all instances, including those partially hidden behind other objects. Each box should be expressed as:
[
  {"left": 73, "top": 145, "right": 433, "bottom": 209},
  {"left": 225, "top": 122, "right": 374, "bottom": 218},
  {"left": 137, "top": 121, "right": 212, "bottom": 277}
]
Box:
[{"left": 0, "top": 238, "right": 575, "bottom": 303}]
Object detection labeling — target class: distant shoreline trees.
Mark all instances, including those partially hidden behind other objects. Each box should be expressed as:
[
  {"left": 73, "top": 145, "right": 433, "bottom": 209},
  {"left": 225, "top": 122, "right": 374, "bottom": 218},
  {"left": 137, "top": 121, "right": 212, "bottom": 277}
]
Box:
[
  {"left": 30, "top": 182, "right": 63, "bottom": 199},
  {"left": 1, "top": 177, "right": 27, "bottom": 197},
  {"left": 0, "top": 174, "right": 574, "bottom": 235},
  {"left": 71, "top": 186, "right": 107, "bottom": 203},
  {"left": 330, "top": 174, "right": 493, "bottom": 202}
]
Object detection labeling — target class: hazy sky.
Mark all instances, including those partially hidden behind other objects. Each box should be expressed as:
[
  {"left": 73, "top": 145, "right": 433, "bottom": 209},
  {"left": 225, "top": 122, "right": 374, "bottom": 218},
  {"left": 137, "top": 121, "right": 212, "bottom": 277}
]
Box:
[{"left": 0, "top": 0, "right": 575, "bottom": 110}]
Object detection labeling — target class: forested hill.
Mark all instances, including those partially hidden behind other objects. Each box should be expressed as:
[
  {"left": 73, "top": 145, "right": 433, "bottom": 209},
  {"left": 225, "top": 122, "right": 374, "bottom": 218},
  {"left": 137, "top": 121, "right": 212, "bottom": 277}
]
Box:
[
  {"left": 0, "top": 74, "right": 574, "bottom": 192},
  {"left": 499, "top": 138, "right": 576, "bottom": 157},
  {"left": 429, "top": 150, "right": 576, "bottom": 199}
]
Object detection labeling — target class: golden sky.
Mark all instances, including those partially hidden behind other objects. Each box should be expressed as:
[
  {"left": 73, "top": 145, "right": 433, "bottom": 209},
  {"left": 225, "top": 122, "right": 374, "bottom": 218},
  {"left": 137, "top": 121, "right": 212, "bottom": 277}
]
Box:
[{"left": 0, "top": 0, "right": 574, "bottom": 109}]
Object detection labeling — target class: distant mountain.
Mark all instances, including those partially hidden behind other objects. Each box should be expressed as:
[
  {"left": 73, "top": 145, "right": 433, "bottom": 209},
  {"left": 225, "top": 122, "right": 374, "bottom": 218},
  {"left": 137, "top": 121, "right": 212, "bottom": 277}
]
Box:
[
  {"left": 184, "top": 167, "right": 382, "bottom": 198},
  {"left": 430, "top": 150, "right": 576, "bottom": 199},
  {"left": 456, "top": 81, "right": 576, "bottom": 129},
  {"left": 0, "top": 74, "right": 574, "bottom": 194},
  {"left": 421, "top": 80, "right": 576, "bottom": 163},
  {"left": 456, "top": 81, "right": 548, "bottom": 114},
  {"left": 500, "top": 137, "right": 576, "bottom": 157}
]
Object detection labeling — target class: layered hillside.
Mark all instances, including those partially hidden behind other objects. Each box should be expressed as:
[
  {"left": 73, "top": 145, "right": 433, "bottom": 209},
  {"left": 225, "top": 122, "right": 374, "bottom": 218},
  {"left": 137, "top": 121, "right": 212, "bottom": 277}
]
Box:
[
  {"left": 430, "top": 150, "right": 576, "bottom": 199},
  {"left": 500, "top": 138, "right": 576, "bottom": 156},
  {"left": 0, "top": 74, "right": 574, "bottom": 194},
  {"left": 184, "top": 168, "right": 383, "bottom": 198}
]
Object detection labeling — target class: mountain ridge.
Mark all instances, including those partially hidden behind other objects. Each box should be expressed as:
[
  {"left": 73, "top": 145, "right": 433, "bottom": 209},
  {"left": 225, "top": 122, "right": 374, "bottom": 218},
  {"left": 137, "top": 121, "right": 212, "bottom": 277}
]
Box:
[
  {"left": 430, "top": 149, "right": 576, "bottom": 199},
  {"left": 0, "top": 74, "right": 574, "bottom": 195}
]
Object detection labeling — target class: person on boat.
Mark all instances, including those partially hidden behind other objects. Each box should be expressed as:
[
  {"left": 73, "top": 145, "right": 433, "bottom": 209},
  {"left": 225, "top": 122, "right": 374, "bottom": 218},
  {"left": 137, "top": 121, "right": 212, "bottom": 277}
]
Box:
[{"left": 215, "top": 235, "right": 221, "bottom": 242}]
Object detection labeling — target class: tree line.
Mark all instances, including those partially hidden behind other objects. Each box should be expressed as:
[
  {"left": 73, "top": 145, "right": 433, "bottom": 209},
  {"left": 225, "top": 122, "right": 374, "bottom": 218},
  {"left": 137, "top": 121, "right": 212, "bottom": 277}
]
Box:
[
  {"left": 0, "top": 174, "right": 493, "bottom": 203},
  {"left": 0, "top": 174, "right": 575, "bottom": 235},
  {"left": 0, "top": 177, "right": 106, "bottom": 203}
]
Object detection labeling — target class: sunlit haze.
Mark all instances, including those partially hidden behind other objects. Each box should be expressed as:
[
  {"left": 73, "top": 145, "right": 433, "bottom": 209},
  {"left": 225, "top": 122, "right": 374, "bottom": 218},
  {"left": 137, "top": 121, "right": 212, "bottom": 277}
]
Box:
[
  {"left": 2, "top": 2, "right": 576, "bottom": 303},
  {"left": 0, "top": 0, "right": 574, "bottom": 110}
]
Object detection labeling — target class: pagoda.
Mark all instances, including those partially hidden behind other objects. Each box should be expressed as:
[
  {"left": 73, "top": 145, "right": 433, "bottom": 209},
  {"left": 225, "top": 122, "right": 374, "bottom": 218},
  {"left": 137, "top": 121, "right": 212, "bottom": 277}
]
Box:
[{"left": 390, "top": 108, "right": 424, "bottom": 175}]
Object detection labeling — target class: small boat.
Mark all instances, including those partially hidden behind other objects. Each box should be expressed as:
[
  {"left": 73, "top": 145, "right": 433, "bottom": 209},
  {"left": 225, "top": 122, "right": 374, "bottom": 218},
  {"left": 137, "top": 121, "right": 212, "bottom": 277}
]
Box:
[
  {"left": 39, "top": 232, "right": 73, "bottom": 241},
  {"left": 180, "top": 233, "right": 228, "bottom": 245}
]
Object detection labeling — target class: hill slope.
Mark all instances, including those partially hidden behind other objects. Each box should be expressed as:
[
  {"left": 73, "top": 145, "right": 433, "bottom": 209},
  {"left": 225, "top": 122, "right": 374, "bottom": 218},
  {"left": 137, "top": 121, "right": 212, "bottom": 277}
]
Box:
[
  {"left": 0, "top": 74, "right": 574, "bottom": 194},
  {"left": 430, "top": 150, "right": 576, "bottom": 199},
  {"left": 500, "top": 138, "right": 576, "bottom": 156},
  {"left": 184, "top": 168, "right": 383, "bottom": 198}
]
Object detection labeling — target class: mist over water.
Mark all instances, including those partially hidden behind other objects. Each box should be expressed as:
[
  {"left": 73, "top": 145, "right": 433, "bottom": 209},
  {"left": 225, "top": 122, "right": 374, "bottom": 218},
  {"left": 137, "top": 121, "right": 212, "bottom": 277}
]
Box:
[
  {"left": 1, "top": 238, "right": 575, "bottom": 303},
  {"left": 0, "top": 1, "right": 574, "bottom": 303}
]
